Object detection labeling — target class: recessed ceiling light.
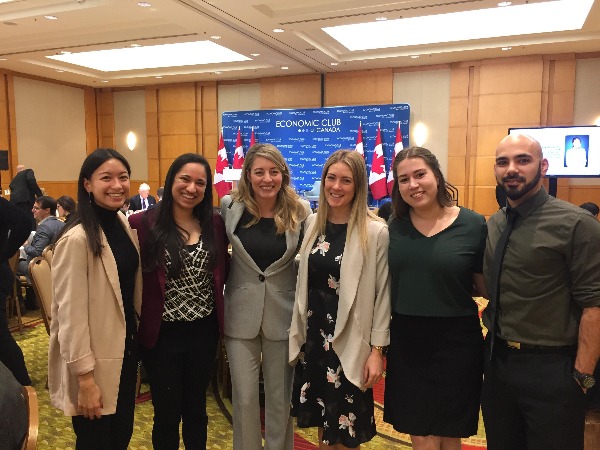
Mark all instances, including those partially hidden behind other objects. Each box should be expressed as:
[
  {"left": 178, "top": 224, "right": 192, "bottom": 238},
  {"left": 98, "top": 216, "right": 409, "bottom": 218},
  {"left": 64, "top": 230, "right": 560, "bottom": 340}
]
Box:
[
  {"left": 273, "top": 28, "right": 284, "bottom": 33},
  {"left": 60, "top": 51, "right": 71, "bottom": 55},
  {"left": 214, "top": 71, "right": 222, "bottom": 74},
  {"left": 410, "top": 55, "right": 420, "bottom": 59},
  {"left": 47, "top": 40, "right": 251, "bottom": 72},
  {"left": 251, "top": 53, "right": 260, "bottom": 57},
  {"left": 56, "top": 70, "right": 64, "bottom": 73},
  {"left": 498, "top": 2, "right": 512, "bottom": 6},
  {"left": 137, "top": 1, "right": 152, "bottom": 6},
  {"left": 502, "top": 46, "right": 512, "bottom": 50},
  {"left": 155, "top": 76, "right": 162, "bottom": 79},
  {"left": 281, "top": 66, "right": 289, "bottom": 70},
  {"left": 211, "top": 35, "right": 221, "bottom": 40},
  {"left": 323, "top": 0, "right": 594, "bottom": 51},
  {"left": 44, "top": 15, "right": 58, "bottom": 20},
  {"left": 375, "top": 17, "right": 388, "bottom": 21},
  {"left": 331, "top": 62, "right": 338, "bottom": 66},
  {"left": 130, "top": 44, "right": 141, "bottom": 48},
  {"left": 101, "top": 80, "right": 108, "bottom": 83}
]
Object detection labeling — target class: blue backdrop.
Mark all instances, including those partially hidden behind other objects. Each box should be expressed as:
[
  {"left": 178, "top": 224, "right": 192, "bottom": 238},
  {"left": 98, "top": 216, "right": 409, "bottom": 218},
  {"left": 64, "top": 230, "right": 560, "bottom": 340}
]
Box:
[{"left": 222, "top": 103, "right": 410, "bottom": 203}]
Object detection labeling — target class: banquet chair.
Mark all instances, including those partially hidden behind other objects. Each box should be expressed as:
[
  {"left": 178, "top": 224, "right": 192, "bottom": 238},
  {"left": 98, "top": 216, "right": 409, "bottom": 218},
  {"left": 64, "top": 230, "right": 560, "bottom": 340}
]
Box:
[
  {"left": 7, "top": 252, "right": 24, "bottom": 334},
  {"left": 28, "top": 257, "right": 52, "bottom": 336},
  {"left": 21, "top": 385, "right": 39, "bottom": 450}
]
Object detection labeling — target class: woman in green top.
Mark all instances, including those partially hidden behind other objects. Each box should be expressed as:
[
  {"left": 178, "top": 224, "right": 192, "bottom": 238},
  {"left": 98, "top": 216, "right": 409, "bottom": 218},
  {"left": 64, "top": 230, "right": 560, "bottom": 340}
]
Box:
[{"left": 383, "top": 147, "right": 487, "bottom": 450}]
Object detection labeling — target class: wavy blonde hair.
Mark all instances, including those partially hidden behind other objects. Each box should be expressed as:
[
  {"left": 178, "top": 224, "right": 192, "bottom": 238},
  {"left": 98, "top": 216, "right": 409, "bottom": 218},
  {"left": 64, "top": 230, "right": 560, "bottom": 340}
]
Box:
[
  {"left": 231, "top": 143, "right": 306, "bottom": 234},
  {"left": 304, "top": 149, "right": 383, "bottom": 254}
]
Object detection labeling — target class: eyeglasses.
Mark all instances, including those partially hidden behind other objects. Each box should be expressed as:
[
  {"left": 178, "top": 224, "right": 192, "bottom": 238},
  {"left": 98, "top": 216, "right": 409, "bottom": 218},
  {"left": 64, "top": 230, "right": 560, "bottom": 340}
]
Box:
[{"left": 32, "top": 206, "right": 41, "bottom": 210}]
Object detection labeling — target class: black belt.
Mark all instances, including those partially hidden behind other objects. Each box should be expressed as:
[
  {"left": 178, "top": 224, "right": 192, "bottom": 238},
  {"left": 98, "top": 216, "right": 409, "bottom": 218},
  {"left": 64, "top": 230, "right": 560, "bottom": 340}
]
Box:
[{"left": 496, "top": 337, "right": 576, "bottom": 354}]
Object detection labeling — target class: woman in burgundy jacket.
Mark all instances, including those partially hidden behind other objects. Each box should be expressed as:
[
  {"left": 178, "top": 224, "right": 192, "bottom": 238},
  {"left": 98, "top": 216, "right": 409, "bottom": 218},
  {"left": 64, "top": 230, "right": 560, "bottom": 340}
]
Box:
[{"left": 129, "top": 153, "right": 228, "bottom": 450}]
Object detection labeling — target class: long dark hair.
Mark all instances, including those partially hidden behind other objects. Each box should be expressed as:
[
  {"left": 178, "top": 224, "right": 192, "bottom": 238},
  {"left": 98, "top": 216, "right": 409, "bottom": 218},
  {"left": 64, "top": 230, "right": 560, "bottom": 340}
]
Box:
[
  {"left": 391, "top": 146, "right": 453, "bottom": 218},
  {"left": 141, "top": 153, "right": 215, "bottom": 276},
  {"left": 57, "top": 148, "right": 131, "bottom": 256}
]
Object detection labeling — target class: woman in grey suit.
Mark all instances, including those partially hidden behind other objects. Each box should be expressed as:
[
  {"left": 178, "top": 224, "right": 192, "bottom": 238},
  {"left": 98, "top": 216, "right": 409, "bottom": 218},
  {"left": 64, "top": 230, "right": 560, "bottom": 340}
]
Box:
[{"left": 220, "top": 143, "right": 311, "bottom": 450}]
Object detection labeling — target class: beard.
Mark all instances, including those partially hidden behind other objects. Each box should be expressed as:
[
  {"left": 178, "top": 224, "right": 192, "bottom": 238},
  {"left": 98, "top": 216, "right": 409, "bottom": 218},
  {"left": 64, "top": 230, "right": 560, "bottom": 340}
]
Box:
[{"left": 499, "top": 162, "right": 542, "bottom": 201}]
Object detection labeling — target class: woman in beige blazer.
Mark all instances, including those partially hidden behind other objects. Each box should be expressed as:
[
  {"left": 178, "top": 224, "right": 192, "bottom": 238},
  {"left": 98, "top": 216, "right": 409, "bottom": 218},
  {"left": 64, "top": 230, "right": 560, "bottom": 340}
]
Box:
[
  {"left": 289, "top": 150, "right": 390, "bottom": 449},
  {"left": 49, "top": 148, "right": 142, "bottom": 450}
]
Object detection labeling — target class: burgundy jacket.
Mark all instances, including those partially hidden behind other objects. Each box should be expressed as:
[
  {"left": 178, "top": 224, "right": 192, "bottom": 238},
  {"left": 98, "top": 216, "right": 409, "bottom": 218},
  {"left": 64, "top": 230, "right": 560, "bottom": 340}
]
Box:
[{"left": 129, "top": 209, "right": 229, "bottom": 349}]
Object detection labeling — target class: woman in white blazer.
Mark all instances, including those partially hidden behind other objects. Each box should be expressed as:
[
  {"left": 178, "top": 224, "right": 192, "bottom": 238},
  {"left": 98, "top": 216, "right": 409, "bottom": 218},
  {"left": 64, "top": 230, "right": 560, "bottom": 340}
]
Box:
[
  {"left": 221, "top": 143, "right": 311, "bottom": 450},
  {"left": 49, "top": 149, "right": 142, "bottom": 450},
  {"left": 289, "top": 149, "right": 390, "bottom": 449}
]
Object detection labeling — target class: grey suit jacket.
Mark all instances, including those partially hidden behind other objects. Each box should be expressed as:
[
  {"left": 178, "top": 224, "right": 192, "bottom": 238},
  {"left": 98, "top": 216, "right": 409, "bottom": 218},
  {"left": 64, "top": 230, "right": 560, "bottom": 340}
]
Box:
[
  {"left": 23, "top": 216, "right": 64, "bottom": 265},
  {"left": 220, "top": 195, "right": 311, "bottom": 341}
]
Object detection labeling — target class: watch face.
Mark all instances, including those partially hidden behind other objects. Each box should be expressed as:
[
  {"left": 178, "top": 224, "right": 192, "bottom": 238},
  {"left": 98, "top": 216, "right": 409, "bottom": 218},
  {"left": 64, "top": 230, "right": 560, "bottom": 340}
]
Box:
[{"left": 582, "top": 377, "right": 596, "bottom": 389}]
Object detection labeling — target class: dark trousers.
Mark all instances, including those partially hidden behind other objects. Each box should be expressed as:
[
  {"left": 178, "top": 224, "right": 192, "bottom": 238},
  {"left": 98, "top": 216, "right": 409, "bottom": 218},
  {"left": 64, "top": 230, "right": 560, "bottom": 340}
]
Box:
[
  {"left": 481, "top": 337, "right": 586, "bottom": 450},
  {"left": 71, "top": 340, "right": 139, "bottom": 450},
  {"left": 0, "top": 260, "right": 31, "bottom": 386},
  {"left": 141, "top": 313, "right": 219, "bottom": 450}
]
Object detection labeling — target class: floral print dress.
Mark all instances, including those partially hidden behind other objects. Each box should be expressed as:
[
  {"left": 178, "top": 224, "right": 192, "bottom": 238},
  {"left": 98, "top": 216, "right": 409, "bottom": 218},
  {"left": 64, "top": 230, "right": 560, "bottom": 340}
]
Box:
[{"left": 292, "top": 222, "right": 376, "bottom": 448}]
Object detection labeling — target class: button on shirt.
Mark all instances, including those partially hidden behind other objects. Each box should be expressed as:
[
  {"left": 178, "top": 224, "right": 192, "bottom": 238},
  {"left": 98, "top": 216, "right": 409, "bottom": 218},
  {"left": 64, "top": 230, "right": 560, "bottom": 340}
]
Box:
[{"left": 483, "top": 187, "right": 600, "bottom": 346}]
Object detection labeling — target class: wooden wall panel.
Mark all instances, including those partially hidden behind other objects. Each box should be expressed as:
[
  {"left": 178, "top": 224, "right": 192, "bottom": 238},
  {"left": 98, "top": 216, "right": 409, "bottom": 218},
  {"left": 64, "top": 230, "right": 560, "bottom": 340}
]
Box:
[
  {"left": 0, "top": 74, "right": 12, "bottom": 191},
  {"left": 97, "top": 90, "right": 114, "bottom": 148},
  {"left": 83, "top": 87, "right": 98, "bottom": 153},
  {"left": 39, "top": 181, "right": 78, "bottom": 200},
  {"left": 325, "top": 69, "right": 393, "bottom": 106},
  {"left": 158, "top": 84, "right": 196, "bottom": 112},
  {"left": 260, "top": 74, "right": 321, "bottom": 109}
]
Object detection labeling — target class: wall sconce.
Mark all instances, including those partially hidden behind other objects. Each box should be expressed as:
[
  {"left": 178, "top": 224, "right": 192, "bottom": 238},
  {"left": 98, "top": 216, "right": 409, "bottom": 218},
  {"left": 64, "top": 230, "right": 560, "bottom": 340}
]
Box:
[
  {"left": 126, "top": 131, "right": 137, "bottom": 151},
  {"left": 594, "top": 116, "right": 600, "bottom": 127},
  {"left": 413, "top": 122, "right": 428, "bottom": 147}
]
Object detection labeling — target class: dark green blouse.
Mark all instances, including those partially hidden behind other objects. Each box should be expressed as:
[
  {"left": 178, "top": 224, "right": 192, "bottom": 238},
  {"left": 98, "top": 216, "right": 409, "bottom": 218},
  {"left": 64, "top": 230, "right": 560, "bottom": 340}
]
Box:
[{"left": 388, "top": 207, "right": 487, "bottom": 317}]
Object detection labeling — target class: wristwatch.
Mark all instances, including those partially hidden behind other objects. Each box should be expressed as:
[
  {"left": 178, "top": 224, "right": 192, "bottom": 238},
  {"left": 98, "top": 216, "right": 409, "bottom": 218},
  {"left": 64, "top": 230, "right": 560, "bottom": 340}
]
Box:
[{"left": 573, "top": 368, "right": 596, "bottom": 389}]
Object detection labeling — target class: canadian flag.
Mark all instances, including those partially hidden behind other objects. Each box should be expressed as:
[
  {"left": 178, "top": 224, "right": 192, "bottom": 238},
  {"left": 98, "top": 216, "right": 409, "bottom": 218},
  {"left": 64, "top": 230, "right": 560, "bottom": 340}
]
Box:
[
  {"left": 387, "top": 122, "right": 404, "bottom": 195},
  {"left": 250, "top": 127, "right": 256, "bottom": 147},
  {"left": 233, "top": 127, "right": 245, "bottom": 169},
  {"left": 369, "top": 123, "right": 388, "bottom": 200},
  {"left": 214, "top": 130, "right": 232, "bottom": 198},
  {"left": 354, "top": 122, "right": 365, "bottom": 159}
]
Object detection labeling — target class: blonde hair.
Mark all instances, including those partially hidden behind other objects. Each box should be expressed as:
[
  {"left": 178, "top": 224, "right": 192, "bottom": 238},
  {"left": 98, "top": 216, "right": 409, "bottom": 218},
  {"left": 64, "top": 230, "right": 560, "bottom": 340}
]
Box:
[
  {"left": 231, "top": 143, "right": 306, "bottom": 234},
  {"left": 304, "top": 149, "right": 383, "bottom": 254}
]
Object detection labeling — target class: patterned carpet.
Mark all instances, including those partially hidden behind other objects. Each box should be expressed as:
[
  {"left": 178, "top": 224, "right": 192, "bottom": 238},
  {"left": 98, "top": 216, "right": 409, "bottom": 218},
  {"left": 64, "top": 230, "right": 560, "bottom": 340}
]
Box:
[{"left": 10, "top": 311, "right": 488, "bottom": 449}]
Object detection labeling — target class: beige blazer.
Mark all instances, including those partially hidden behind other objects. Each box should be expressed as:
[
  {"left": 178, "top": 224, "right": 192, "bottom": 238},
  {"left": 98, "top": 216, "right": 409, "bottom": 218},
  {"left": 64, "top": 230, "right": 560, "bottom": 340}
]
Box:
[
  {"left": 289, "top": 214, "right": 391, "bottom": 390},
  {"left": 48, "top": 214, "right": 142, "bottom": 416}
]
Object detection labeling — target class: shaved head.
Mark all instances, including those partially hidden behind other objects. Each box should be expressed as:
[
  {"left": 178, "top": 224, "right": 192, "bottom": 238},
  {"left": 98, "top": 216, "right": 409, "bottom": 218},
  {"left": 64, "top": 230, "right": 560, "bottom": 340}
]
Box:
[{"left": 497, "top": 134, "right": 543, "bottom": 160}]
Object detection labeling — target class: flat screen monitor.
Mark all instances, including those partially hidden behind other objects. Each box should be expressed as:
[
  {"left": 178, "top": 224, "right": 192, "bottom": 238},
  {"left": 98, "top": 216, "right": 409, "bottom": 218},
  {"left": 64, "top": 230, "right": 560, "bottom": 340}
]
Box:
[{"left": 508, "top": 126, "right": 600, "bottom": 177}]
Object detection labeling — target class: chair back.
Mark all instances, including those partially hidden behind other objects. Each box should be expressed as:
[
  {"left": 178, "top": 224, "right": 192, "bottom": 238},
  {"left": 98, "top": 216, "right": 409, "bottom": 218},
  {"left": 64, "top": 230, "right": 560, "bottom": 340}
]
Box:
[
  {"left": 28, "top": 257, "right": 52, "bottom": 335},
  {"left": 21, "top": 385, "right": 38, "bottom": 450},
  {"left": 41, "top": 246, "right": 53, "bottom": 268}
]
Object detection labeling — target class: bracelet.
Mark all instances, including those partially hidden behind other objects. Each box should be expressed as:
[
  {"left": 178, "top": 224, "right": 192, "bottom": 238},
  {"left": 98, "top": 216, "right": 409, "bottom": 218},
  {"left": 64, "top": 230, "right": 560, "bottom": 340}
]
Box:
[{"left": 372, "top": 345, "right": 384, "bottom": 356}]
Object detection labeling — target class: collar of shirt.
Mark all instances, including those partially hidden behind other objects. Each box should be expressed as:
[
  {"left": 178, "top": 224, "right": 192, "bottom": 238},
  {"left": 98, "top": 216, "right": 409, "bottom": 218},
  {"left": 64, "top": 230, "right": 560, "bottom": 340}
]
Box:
[{"left": 506, "top": 186, "right": 549, "bottom": 222}]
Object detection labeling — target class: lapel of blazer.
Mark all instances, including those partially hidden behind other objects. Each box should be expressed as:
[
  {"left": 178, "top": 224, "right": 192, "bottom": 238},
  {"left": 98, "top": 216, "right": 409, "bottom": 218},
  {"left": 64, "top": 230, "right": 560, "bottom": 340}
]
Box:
[
  {"left": 334, "top": 224, "right": 364, "bottom": 337},
  {"left": 225, "top": 200, "right": 263, "bottom": 273}
]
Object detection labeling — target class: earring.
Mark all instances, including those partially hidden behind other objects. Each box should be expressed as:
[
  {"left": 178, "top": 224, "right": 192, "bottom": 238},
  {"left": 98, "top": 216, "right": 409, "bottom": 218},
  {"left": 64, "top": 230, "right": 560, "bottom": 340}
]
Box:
[{"left": 88, "top": 192, "right": 93, "bottom": 202}]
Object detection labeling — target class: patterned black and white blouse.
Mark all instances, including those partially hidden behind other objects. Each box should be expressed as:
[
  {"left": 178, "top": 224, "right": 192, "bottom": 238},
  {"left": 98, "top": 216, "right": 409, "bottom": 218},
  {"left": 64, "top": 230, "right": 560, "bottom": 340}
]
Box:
[{"left": 163, "top": 239, "right": 214, "bottom": 322}]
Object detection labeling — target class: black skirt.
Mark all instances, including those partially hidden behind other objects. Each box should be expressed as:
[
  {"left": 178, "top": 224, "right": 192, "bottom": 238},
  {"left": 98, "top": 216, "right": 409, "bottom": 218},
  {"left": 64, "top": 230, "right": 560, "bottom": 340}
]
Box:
[{"left": 383, "top": 313, "right": 484, "bottom": 437}]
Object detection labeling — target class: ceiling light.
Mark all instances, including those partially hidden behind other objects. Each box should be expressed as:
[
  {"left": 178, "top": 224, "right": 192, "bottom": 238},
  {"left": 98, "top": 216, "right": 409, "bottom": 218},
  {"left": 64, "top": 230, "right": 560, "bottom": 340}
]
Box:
[
  {"left": 155, "top": 76, "right": 162, "bottom": 79},
  {"left": 214, "top": 71, "right": 222, "bottom": 74},
  {"left": 281, "top": 66, "right": 289, "bottom": 70},
  {"left": 498, "top": 2, "right": 512, "bottom": 6},
  {"left": 251, "top": 53, "right": 260, "bottom": 57},
  {"left": 0, "top": 58, "right": 6, "bottom": 61},
  {"left": 502, "top": 46, "right": 512, "bottom": 50},
  {"left": 331, "top": 62, "right": 338, "bottom": 66},
  {"left": 137, "top": 1, "right": 152, "bottom": 6},
  {"left": 56, "top": 70, "right": 64, "bottom": 73},
  {"left": 101, "top": 80, "right": 108, "bottom": 83},
  {"left": 211, "top": 35, "right": 221, "bottom": 40},
  {"left": 375, "top": 17, "right": 388, "bottom": 21},
  {"left": 44, "top": 15, "right": 58, "bottom": 20},
  {"left": 130, "top": 44, "right": 141, "bottom": 48},
  {"left": 410, "top": 55, "right": 420, "bottom": 59},
  {"left": 60, "top": 51, "right": 71, "bottom": 55},
  {"left": 273, "top": 28, "right": 284, "bottom": 33},
  {"left": 47, "top": 40, "right": 251, "bottom": 72},
  {"left": 323, "top": 0, "right": 594, "bottom": 51}
]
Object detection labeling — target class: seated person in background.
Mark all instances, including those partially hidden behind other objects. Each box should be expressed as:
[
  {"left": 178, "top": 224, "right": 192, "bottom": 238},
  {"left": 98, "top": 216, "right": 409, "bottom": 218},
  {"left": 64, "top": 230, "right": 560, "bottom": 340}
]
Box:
[
  {"left": 156, "top": 186, "right": 164, "bottom": 202},
  {"left": 377, "top": 201, "right": 393, "bottom": 222},
  {"left": 579, "top": 202, "right": 599, "bottom": 219},
  {"left": 128, "top": 183, "right": 156, "bottom": 212},
  {"left": 0, "top": 361, "right": 28, "bottom": 450},
  {"left": 18, "top": 196, "right": 64, "bottom": 295},
  {"left": 56, "top": 195, "right": 76, "bottom": 224}
]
